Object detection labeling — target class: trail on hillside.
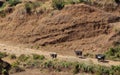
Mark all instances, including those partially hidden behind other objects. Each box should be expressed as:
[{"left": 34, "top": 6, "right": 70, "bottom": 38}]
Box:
[{"left": 0, "top": 42, "right": 120, "bottom": 67}]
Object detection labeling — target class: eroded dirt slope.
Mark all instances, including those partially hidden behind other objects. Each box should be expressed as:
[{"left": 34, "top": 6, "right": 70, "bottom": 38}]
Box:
[{"left": 0, "top": 3, "right": 120, "bottom": 54}]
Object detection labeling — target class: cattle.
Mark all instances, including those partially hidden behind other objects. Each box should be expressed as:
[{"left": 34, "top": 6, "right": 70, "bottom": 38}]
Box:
[
  {"left": 74, "top": 50, "right": 82, "bottom": 58},
  {"left": 95, "top": 54, "right": 105, "bottom": 62},
  {"left": 50, "top": 53, "right": 57, "bottom": 59}
]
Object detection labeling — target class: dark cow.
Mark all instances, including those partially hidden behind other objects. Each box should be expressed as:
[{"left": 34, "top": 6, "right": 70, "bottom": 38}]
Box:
[
  {"left": 95, "top": 54, "right": 105, "bottom": 62},
  {"left": 74, "top": 50, "right": 82, "bottom": 57},
  {"left": 50, "top": 53, "right": 57, "bottom": 59}
]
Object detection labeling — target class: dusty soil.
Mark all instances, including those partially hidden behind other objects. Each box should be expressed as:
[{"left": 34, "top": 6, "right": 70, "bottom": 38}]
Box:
[
  {"left": 0, "top": 3, "right": 120, "bottom": 55},
  {"left": 10, "top": 69, "right": 72, "bottom": 75},
  {"left": 10, "top": 69, "right": 91, "bottom": 75}
]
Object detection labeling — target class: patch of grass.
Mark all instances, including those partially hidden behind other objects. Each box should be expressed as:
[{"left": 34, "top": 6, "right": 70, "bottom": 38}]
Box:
[
  {"left": 10, "top": 61, "right": 25, "bottom": 74},
  {"left": 52, "top": 0, "right": 65, "bottom": 10},
  {"left": 0, "top": 2, "right": 7, "bottom": 11},
  {"left": 26, "top": 60, "right": 42, "bottom": 68},
  {"left": 9, "top": 54, "right": 16, "bottom": 59},
  {"left": 32, "top": 45, "right": 40, "bottom": 49},
  {"left": 43, "top": 60, "right": 54, "bottom": 68},
  {"left": 2, "top": 68, "right": 8, "bottom": 75},
  {"left": 25, "top": 2, "right": 42, "bottom": 14},
  {"left": 105, "top": 46, "right": 120, "bottom": 61},
  {"left": 0, "top": 11, "right": 6, "bottom": 18},
  {"left": 0, "top": 52, "right": 7, "bottom": 58},
  {"left": 60, "top": 61, "right": 72, "bottom": 68},
  {"left": 7, "top": 0, "right": 21, "bottom": 6},
  {"left": 32, "top": 54, "right": 45, "bottom": 60},
  {"left": 10, "top": 53, "right": 120, "bottom": 75},
  {"left": 73, "top": 63, "right": 80, "bottom": 74},
  {"left": 83, "top": 53, "right": 94, "bottom": 58},
  {"left": 66, "top": 0, "right": 85, "bottom": 4},
  {"left": 18, "top": 54, "right": 30, "bottom": 62}
]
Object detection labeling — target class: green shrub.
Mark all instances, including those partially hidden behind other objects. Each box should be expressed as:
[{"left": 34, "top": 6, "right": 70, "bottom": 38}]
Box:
[
  {"left": 25, "top": 2, "right": 41, "bottom": 14},
  {"left": 96, "top": 66, "right": 110, "bottom": 75},
  {"left": 44, "top": 60, "right": 54, "bottom": 68},
  {"left": 11, "top": 61, "right": 19, "bottom": 67},
  {"left": 105, "top": 46, "right": 120, "bottom": 61},
  {"left": 32, "top": 54, "right": 45, "bottom": 60},
  {"left": 18, "top": 54, "right": 30, "bottom": 62},
  {"left": 60, "top": 61, "right": 72, "bottom": 68},
  {"left": 9, "top": 54, "right": 16, "bottom": 59},
  {"left": 25, "top": 3, "right": 33, "bottom": 14},
  {"left": 73, "top": 63, "right": 80, "bottom": 74},
  {"left": 10, "top": 66, "right": 25, "bottom": 74},
  {"left": 26, "top": 60, "right": 42, "bottom": 68},
  {"left": 67, "top": 0, "right": 85, "bottom": 4},
  {"left": 0, "top": 11, "right": 6, "bottom": 17},
  {"left": 52, "top": 0, "right": 65, "bottom": 10},
  {"left": 7, "top": 0, "right": 21, "bottom": 6},
  {"left": 0, "top": 2, "right": 7, "bottom": 11},
  {"left": 11, "top": 54, "right": 120, "bottom": 75},
  {"left": 0, "top": 52, "right": 7, "bottom": 58},
  {"left": 10, "top": 61, "right": 25, "bottom": 73}
]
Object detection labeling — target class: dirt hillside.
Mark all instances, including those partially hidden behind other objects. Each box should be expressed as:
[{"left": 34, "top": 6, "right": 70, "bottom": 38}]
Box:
[{"left": 0, "top": 2, "right": 120, "bottom": 54}]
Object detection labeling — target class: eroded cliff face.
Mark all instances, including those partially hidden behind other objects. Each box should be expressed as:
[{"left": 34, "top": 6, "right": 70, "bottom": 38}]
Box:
[{"left": 0, "top": 1, "right": 120, "bottom": 54}]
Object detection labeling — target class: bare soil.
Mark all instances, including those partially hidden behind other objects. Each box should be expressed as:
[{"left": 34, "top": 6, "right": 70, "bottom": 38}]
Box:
[
  {"left": 10, "top": 69, "right": 91, "bottom": 75},
  {"left": 0, "top": 3, "right": 120, "bottom": 55}
]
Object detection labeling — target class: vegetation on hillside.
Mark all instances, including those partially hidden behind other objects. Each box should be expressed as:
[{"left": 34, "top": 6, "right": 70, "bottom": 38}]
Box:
[
  {"left": 12, "top": 54, "right": 120, "bottom": 75},
  {"left": 105, "top": 46, "right": 120, "bottom": 61},
  {"left": 0, "top": 52, "right": 10, "bottom": 75},
  {"left": 7, "top": 0, "right": 21, "bottom": 6},
  {"left": 1, "top": 52, "right": 120, "bottom": 75},
  {"left": 51, "top": 0, "right": 87, "bottom": 10}
]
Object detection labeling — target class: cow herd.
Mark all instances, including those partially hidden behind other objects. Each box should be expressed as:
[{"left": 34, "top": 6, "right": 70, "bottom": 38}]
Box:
[{"left": 50, "top": 50, "right": 106, "bottom": 62}]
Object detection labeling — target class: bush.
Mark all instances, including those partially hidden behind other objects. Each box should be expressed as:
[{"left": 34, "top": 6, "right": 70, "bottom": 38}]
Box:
[
  {"left": 0, "top": 11, "right": 6, "bottom": 17},
  {"left": 44, "top": 60, "right": 54, "bottom": 68},
  {"left": 67, "top": 0, "right": 85, "bottom": 4},
  {"left": 0, "top": 52, "right": 7, "bottom": 58},
  {"left": 10, "top": 61, "right": 25, "bottom": 73},
  {"left": 52, "top": 0, "right": 65, "bottom": 10},
  {"left": 25, "top": 2, "right": 41, "bottom": 14},
  {"left": 73, "top": 63, "right": 80, "bottom": 74},
  {"left": 60, "top": 61, "right": 72, "bottom": 68},
  {"left": 18, "top": 54, "right": 30, "bottom": 62},
  {"left": 26, "top": 60, "right": 42, "bottom": 68},
  {"left": 2, "top": 68, "right": 7, "bottom": 75},
  {"left": 9, "top": 54, "right": 16, "bottom": 59},
  {"left": 32, "top": 54, "right": 45, "bottom": 60},
  {"left": 10, "top": 66, "right": 25, "bottom": 74},
  {"left": 105, "top": 46, "right": 120, "bottom": 61},
  {"left": 7, "top": 0, "right": 21, "bottom": 6}
]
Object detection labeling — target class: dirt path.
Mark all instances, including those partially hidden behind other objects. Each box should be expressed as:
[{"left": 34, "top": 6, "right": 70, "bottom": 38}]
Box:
[{"left": 0, "top": 43, "right": 120, "bottom": 66}]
